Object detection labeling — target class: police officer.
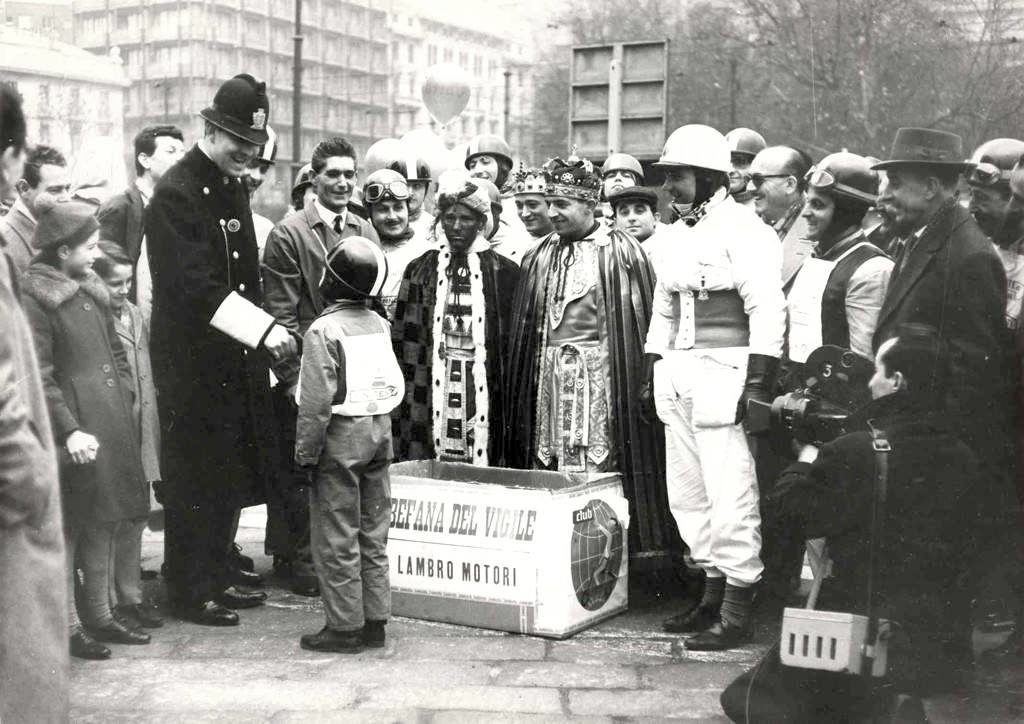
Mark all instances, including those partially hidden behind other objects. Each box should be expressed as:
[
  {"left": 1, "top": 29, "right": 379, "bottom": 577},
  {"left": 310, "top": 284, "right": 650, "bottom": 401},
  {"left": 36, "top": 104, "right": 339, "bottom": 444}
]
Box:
[
  {"left": 788, "top": 152, "right": 893, "bottom": 362},
  {"left": 646, "top": 124, "right": 786, "bottom": 650},
  {"left": 725, "top": 127, "right": 767, "bottom": 206},
  {"left": 147, "top": 74, "right": 297, "bottom": 626}
]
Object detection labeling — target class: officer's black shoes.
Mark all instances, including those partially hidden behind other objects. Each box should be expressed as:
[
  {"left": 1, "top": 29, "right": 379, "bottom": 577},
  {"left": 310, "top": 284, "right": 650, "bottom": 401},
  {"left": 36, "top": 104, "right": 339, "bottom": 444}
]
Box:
[
  {"left": 684, "top": 619, "right": 753, "bottom": 651},
  {"left": 230, "top": 567, "right": 264, "bottom": 588},
  {"left": 231, "top": 542, "right": 255, "bottom": 572},
  {"left": 173, "top": 600, "right": 240, "bottom": 626},
  {"left": 291, "top": 576, "right": 320, "bottom": 598},
  {"left": 70, "top": 630, "right": 112, "bottom": 660},
  {"left": 217, "top": 585, "right": 267, "bottom": 609},
  {"left": 362, "top": 620, "right": 387, "bottom": 648},
  {"left": 300, "top": 626, "right": 364, "bottom": 654},
  {"left": 91, "top": 619, "right": 151, "bottom": 645}
]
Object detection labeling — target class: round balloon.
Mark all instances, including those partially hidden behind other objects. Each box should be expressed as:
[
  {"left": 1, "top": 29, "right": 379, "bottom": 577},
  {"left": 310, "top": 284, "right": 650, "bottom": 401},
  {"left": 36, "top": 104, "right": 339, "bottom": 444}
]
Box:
[
  {"left": 363, "top": 138, "right": 404, "bottom": 178},
  {"left": 422, "top": 64, "right": 471, "bottom": 126}
]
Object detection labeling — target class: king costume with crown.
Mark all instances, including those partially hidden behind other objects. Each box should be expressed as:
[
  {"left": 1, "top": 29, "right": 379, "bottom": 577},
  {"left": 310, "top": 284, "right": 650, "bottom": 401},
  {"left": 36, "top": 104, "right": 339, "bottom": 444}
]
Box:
[{"left": 504, "top": 156, "right": 677, "bottom": 561}]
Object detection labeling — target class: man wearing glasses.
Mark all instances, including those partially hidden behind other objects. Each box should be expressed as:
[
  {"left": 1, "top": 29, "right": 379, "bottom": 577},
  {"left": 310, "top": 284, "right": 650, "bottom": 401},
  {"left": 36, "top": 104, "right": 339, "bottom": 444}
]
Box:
[
  {"left": 747, "top": 146, "right": 814, "bottom": 286},
  {"left": 262, "top": 136, "right": 378, "bottom": 597}
]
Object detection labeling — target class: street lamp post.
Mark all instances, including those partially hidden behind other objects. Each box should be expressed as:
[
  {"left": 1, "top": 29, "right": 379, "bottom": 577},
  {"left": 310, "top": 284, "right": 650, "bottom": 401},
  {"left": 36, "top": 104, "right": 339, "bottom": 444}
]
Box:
[{"left": 292, "top": 0, "right": 304, "bottom": 177}]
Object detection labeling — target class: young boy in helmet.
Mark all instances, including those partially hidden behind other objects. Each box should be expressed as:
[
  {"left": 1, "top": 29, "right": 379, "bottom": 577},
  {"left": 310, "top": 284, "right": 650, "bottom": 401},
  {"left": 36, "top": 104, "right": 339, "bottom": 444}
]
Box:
[
  {"left": 646, "top": 124, "right": 786, "bottom": 650},
  {"left": 295, "top": 235, "right": 402, "bottom": 653}
]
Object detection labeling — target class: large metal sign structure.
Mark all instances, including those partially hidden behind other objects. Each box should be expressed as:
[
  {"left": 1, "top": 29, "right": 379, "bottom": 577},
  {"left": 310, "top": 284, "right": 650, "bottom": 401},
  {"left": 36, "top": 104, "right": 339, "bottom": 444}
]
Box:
[{"left": 569, "top": 40, "right": 669, "bottom": 161}]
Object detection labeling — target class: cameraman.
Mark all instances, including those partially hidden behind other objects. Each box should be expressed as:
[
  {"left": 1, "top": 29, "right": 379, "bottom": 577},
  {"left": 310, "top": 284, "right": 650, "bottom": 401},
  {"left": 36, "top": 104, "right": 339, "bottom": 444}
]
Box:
[{"left": 720, "top": 326, "right": 983, "bottom": 722}]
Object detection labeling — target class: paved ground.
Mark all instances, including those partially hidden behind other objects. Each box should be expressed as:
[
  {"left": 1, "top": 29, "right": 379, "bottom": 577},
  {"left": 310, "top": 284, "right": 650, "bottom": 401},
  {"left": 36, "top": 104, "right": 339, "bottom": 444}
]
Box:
[{"left": 69, "top": 507, "right": 1024, "bottom": 722}]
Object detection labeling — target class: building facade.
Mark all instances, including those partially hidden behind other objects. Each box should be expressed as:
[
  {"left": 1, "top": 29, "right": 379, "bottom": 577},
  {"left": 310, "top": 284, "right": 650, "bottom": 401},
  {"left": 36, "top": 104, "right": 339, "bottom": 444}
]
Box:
[
  {"left": 71, "top": 0, "right": 390, "bottom": 218},
  {"left": 0, "top": 23, "right": 129, "bottom": 193}
]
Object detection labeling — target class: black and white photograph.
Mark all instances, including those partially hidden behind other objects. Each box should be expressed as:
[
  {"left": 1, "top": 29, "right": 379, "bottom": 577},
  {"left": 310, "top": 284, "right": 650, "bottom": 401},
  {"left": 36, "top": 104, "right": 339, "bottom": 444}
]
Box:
[{"left": 1, "top": 0, "right": 1023, "bottom": 721}]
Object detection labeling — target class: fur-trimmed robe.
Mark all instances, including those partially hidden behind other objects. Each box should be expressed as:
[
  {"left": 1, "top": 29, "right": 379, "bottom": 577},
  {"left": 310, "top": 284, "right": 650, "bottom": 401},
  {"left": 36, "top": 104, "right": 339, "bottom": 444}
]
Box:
[{"left": 391, "top": 246, "right": 519, "bottom": 465}]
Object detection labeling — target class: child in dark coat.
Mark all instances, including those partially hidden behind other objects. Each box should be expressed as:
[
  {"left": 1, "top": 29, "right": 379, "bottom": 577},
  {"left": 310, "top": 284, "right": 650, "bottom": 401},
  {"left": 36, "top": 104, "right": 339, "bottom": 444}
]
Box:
[{"left": 21, "top": 201, "right": 150, "bottom": 660}]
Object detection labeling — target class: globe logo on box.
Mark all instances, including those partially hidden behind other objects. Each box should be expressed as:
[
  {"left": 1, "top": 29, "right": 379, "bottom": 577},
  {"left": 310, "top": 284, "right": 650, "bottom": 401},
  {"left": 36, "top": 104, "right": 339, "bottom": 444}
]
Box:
[{"left": 570, "top": 499, "right": 623, "bottom": 611}]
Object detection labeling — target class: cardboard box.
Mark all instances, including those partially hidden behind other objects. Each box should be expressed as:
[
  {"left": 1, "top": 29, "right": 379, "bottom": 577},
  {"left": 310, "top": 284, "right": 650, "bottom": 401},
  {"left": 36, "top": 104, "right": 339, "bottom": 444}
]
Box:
[{"left": 387, "top": 461, "right": 630, "bottom": 638}]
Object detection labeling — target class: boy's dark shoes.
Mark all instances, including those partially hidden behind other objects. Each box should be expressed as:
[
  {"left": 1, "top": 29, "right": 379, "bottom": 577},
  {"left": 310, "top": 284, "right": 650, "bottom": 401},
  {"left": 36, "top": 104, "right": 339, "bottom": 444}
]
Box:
[
  {"left": 684, "top": 619, "right": 752, "bottom": 651},
  {"left": 70, "top": 630, "right": 111, "bottom": 660},
  {"left": 117, "top": 603, "right": 164, "bottom": 629},
  {"left": 217, "top": 585, "right": 267, "bottom": 609},
  {"left": 230, "top": 567, "right": 264, "bottom": 587},
  {"left": 172, "top": 600, "right": 239, "bottom": 626},
  {"left": 300, "top": 627, "right": 364, "bottom": 653},
  {"left": 362, "top": 620, "right": 386, "bottom": 648},
  {"left": 292, "top": 576, "right": 320, "bottom": 597},
  {"left": 91, "top": 619, "right": 151, "bottom": 645}
]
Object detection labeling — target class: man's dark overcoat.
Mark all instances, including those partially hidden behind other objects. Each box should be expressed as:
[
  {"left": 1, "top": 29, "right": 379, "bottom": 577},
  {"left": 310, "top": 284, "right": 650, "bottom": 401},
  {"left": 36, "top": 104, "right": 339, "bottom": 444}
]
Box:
[{"left": 146, "top": 145, "right": 278, "bottom": 508}]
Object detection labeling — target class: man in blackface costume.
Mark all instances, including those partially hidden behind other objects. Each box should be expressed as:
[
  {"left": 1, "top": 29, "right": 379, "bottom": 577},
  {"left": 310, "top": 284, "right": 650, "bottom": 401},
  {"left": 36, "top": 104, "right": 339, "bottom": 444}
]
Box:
[
  {"left": 504, "top": 156, "right": 674, "bottom": 561},
  {"left": 391, "top": 174, "right": 519, "bottom": 465}
]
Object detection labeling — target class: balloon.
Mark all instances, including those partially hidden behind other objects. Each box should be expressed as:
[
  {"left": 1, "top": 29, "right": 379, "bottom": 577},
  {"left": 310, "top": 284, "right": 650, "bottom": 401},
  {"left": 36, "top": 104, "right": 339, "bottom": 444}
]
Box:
[
  {"left": 422, "top": 64, "right": 471, "bottom": 126},
  {"left": 362, "top": 138, "right": 404, "bottom": 177},
  {"left": 401, "top": 129, "right": 450, "bottom": 178}
]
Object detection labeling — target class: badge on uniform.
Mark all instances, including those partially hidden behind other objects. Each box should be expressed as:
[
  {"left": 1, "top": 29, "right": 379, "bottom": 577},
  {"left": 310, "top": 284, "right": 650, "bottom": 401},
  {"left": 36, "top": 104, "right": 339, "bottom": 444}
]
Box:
[
  {"left": 227, "top": 219, "right": 241, "bottom": 232},
  {"left": 251, "top": 108, "right": 267, "bottom": 130}
]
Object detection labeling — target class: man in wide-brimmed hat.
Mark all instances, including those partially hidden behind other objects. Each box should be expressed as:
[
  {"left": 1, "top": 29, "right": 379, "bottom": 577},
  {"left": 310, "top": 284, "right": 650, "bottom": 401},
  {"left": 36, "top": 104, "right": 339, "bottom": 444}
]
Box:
[
  {"left": 147, "top": 73, "right": 297, "bottom": 626},
  {"left": 872, "top": 126, "right": 1012, "bottom": 520}
]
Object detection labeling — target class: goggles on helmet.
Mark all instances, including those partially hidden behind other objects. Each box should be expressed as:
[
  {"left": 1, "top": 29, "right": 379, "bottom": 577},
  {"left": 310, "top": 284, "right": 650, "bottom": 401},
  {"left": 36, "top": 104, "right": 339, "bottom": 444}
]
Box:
[
  {"left": 364, "top": 179, "right": 411, "bottom": 203},
  {"left": 966, "top": 162, "right": 1012, "bottom": 188},
  {"left": 804, "top": 167, "right": 876, "bottom": 204}
]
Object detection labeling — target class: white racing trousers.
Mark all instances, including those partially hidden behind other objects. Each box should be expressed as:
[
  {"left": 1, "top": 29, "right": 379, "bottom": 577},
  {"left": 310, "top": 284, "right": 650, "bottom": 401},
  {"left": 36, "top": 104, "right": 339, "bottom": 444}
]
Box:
[{"left": 654, "top": 347, "right": 763, "bottom": 586}]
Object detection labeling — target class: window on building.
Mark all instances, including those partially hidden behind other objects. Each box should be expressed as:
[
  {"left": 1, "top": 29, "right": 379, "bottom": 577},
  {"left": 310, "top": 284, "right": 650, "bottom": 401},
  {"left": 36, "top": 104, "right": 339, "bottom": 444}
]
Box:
[
  {"left": 408, "top": 44, "right": 415, "bottom": 63},
  {"left": 443, "top": 48, "right": 452, "bottom": 62},
  {"left": 428, "top": 44, "right": 437, "bottom": 64},
  {"left": 473, "top": 55, "right": 482, "bottom": 76},
  {"left": 458, "top": 51, "right": 467, "bottom": 67}
]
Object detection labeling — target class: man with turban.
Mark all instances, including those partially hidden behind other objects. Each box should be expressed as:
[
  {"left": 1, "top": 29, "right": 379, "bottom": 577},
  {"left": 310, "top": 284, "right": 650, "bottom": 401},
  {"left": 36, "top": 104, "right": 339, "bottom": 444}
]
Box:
[{"left": 391, "top": 174, "right": 520, "bottom": 465}]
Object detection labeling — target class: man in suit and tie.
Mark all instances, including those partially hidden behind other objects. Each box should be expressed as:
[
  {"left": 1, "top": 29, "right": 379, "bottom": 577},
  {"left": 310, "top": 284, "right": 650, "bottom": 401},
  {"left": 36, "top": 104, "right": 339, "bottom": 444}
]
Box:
[
  {"left": 0, "top": 144, "right": 71, "bottom": 272},
  {"left": 261, "top": 136, "right": 378, "bottom": 597}
]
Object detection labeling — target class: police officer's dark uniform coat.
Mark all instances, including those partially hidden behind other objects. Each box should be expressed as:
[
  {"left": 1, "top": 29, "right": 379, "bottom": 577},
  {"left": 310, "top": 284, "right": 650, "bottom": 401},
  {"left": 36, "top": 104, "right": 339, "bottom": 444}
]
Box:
[{"left": 147, "top": 144, "right": 279, "bottom": 509}]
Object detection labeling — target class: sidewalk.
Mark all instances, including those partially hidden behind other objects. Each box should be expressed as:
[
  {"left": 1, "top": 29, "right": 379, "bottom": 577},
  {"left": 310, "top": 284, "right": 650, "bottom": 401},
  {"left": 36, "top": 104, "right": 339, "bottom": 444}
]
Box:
[{"left": 68, "top": 506, "right": 1023, "bottom": 722}]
